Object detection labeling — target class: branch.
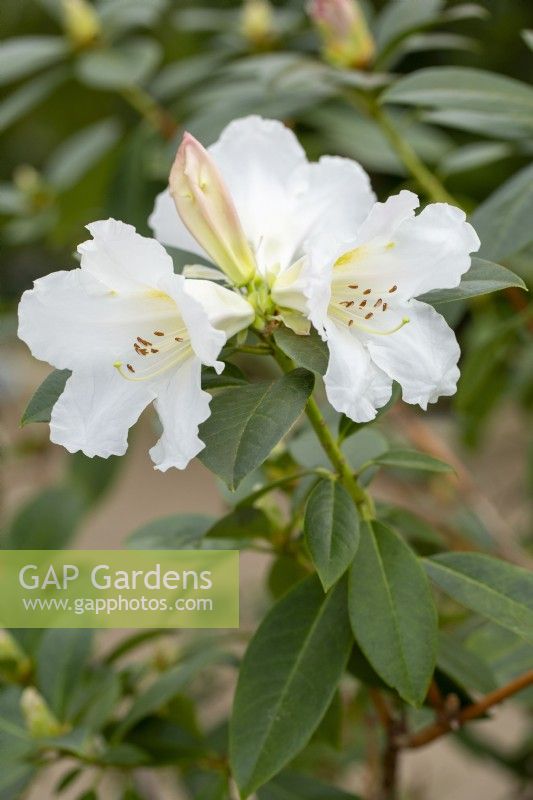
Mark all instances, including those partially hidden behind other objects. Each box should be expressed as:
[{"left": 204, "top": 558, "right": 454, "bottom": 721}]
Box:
[{"left": 400, "top": 669, "right": 533, "bottom": 749}]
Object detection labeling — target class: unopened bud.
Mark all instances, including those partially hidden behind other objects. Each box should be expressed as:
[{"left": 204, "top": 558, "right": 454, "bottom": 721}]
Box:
[
  {"left": 62, "top": 0, "right": 101, "bottom": 49},
  {"left": 0, "top": 630, "right": 31, "bottom": 681},
  {"left": 241, "top": 0, "right": 275, "bottom": 48},
  {"left": 308, "top": 0, "right": 375, "bottom": 69},
  {"left": 21, "top": 688, "right": 66, "bottom": 738},
  {"left": 170, "top": 132, "right": 257, "bottom": 286}
]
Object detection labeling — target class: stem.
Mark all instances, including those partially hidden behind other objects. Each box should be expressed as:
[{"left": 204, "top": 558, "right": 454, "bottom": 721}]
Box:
[
  {"left": 365, "top": 98, "right": 457, "bottom": 205},
  {"left": 120, "top": 85, "right": 178, "bottom": 141},
  {"left": 272, "top": 346, "right": 373, "bottom": 517},
  {"left": 402, "top": 669, "right": 533, "bottom": 749}
]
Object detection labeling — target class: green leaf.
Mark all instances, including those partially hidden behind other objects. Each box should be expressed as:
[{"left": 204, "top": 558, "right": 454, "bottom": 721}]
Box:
[
  {"left": 381, "top": 67, "right": 533, "bottom": 137},
  {"left": 418, "top": 258, "right": 526, "bottom": 305},
  {"left": 199, "top": 369, "right": 314, "bottom": 490},
  {"left": 471, "top": 165, "right": 533, "bottom": 261},
  {"left": 45, "top": 118, "right": 121, "bottom": 191},
  {"left": 257, "top": 772, "right": 357, "bottom": 800},
  {"left": 0, "top": 68, "right": 67, "bottom": 134},
  {"left": 76, "top": 38, "right": 162, "bottom": 89},
  {"left": 374, "top": 0, "right": 443, "bottom": 60},
  {"left": 4, "top": 486, "right": 87, "bottom": 550},
  {"left": 69, "top": 452, "right": 121, "bottom": 503},
  {"left": 20, "top": 369, "right": 70, "bottom": 426},
  {"left": 368, "top": 449, "right": 453, "bottom": 473},
  {"left": 230, "top": 575, "right": 353, "bottom": 796},
  {"left": 439, "top": 142, "right": 513, "bottom": 176},
  {"left": 273, "top": 327, "right": 328, "bottom": 375},
  {"left": 437, "top": 630, "right": 497, "bottom": 695},
  {"left": 202, "top": 363, "right": 248, "bottom": 390},
  {"left": 348, "top": 521, "right": 437, "bottom": 705},
  {"left": 126, "top": 716, "right": 205, "bottom": 763},
  {"left": 206, "top": 506, "right": 273, "bottom": 541},
  {"left": 115, "top": 651, "right": 227, "bottom": 739},
  {"left": 127, "top": 514, "right": 214, "bottom": 549},
  {"left": 37, "top": 630, "right": 93, "bottom": 720},
  {"left": 424, "top": 553, "right": 533, "bottom": 642},
  {"left": 304, "top": 479, "right": 360, "bottom": 591},
  {"left": 0, "top": 687, "right": 34, "bottom": 765},
  {"left": 0, "top": 36, "right": 67, "bottom": 86}
]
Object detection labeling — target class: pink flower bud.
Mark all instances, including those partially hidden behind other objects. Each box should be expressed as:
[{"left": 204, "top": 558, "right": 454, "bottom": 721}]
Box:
[
  {"left": 308, "top": 0, "right": 375, "bottom": 69},
  {"left": 169, "top": 132, "right": 256, "bottom": 286}
]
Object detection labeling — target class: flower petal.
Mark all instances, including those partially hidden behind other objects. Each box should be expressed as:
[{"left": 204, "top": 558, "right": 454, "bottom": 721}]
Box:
[
  {"left": 80, "top": 218, "right": 174, "bottom": 293},
  {"left": 148, "top": 188, "right": 209, "bottom": 257},
  {"left": 150, "top": 357, "right": 211, "bottom": 471},
  {"left": 348, "top": 192, "right": 480, "bottom": 300},
  {"left": 367, "top": 299, "right": 460, "bottom": 409},
  {"left": 324, "top": 320, "right": 392, "bottom": 422},
  {"left": 50, "top": 367, "right": 154, "bottom": 458},
  {"left": 185, "top": 279, "right": 255, "bottom": 340},
  {"left": 18, "top": 268, "right": 178, "bottom": 371}
]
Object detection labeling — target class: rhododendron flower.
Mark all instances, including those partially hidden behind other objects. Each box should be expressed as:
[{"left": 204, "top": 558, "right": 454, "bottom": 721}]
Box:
[
  {"left": 18, "top": 219, "right": 254, "bottom": 470},
  {"left": 149, "top": 115, "right": 376, "bottom": 322},
  {"left": 299, "top": 191, "right": 480, "bottom": 421}
]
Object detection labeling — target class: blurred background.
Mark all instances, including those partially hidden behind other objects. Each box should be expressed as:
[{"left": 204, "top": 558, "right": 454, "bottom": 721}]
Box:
[{"left": 1, "top": 1, "right": 532, "bottom": 798}]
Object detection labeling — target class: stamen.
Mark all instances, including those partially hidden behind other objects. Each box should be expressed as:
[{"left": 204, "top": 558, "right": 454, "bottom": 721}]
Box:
[
  {"left": 340, "top": 300, "right": 354, "bottom": 308},
  {"left": 382, "top": 302, "right": 388, "bottom": 311},
  {"left": 175, "top": 337, "right": 183, "bottom": 342},
  {"left": 137, "top": 337, "right": 152, "bottom": 347},
  {"left": 151, "top": 348, "right": 159, "bottom": 354},
  {"left": 127, "top": 364, "right": 135, "bottom": 373},
  {"left": 365, "top": 312, "right": 373, "bottom": 320},
  {"left": 388, "top": 285, "right": 397, "bottom": 293},
  {"left": 154, "top": 331, "right": 165, "bottom": 336},
  {"left": 348, "top": 319, "right": 353, "bottom": 326},
  {"left": 348, "top": 284, "right": 358, "bottom": 289},
  {"left": 374, "top": 298, "right": 382, "bottom": 307},
  {"left": 363, "top": 288, "right": 371, "bottom": 295},
  {"left": 359, "top": 300, "right": 367, "bottom": 308}
]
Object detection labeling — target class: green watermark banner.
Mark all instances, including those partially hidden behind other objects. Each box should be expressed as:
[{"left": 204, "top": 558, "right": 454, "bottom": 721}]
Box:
[{"left": 0, "top": 550, "right": 239, "bottom": 628}]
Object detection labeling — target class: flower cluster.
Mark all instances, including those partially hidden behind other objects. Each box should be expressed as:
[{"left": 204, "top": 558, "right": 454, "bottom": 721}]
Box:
[{"left": 19, "top": 116, "right": 479, "bottom": 469}]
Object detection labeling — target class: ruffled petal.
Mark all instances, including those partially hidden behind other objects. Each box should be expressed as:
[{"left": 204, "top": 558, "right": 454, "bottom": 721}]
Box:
[
  {"left": 367, "top": 299, "right": 460, "bottom": 409},
  {"left": 50, "top": 367, "right": 154, "bottom": 458},
  {"left": 80, "top": 219, "right": 174, "bottom": 293},
  {"left": 184, "top": 279, "right": 255, "bottom": 340},
  {"left": 343, "top": 192, "right": 480, "bottom": 301},
  {"left": 150, "top": 357, "right": 211, "bottom": 471},
  {"left": 18, "top": 268, "right": 178, "bottom": 371},
  {"left": 324, "top": 321, "right": 392, "bottom": 422},
  {"left": 148, "top": 188, "right": 209, "bottom": 257}
]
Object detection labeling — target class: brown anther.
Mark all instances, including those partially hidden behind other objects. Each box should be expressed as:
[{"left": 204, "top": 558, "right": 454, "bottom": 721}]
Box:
[
  {"left": 363, "top": 288, "right": 371, "bottom": 295},
  {"left": 137, "top": 337, "right": 152, "bottom": 347},
  {"left": 348, "top": 319, "right": 354, "bottom": 327},
  {"left": 348, "top": 284, "right": 359, "bottom": 289},
  {"left": 127, "top": 364, "right": 135, "bottom": 373},
  {"left": 151, "top": 348, "right": 159, "bottom": 354},
  {"left": 340, "top": 300, "right": 354, "bottom": 308},
  {"left": 359, "top": 300, "right": 367, "bottom": 308},
  {"left": 382, "top": 302, "right": 388, "bottom": 311},
  {"left": 175, "top": 336, "right": 183, "bottom": 342},
  {"left": 388, "top": 285, "right": 397, "bottom": 293},
  {"left": 365, "top": 312, "right": 373, "bottom": 320},
  {"left": 374, "top": 298, "right": 383, "bottom": 307},
  {"left": 154, "top": 331, "right": 165, "bottom": 336},
  {"left": 134, "top": 345, "right": 148, "bottom": 356}
]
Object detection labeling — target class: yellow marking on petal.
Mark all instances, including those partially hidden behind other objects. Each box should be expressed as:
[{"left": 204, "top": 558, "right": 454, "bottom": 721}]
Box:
[
  {"left": 385, "top": 242, "right": 395, "bottom": 250},
  {"left": 334, "top": 245, "right": 366, "bottom": 267}
]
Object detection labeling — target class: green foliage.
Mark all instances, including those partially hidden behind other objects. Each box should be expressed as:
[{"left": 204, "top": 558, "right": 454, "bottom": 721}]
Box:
[
  {"left": 348, "top": 522, "right": 437, "bottom": 706},
  {"left": 419, "top": 258, "right": 526, "bottom": 305},
  {"left": 230, "top": 575, "right": 353, "bottom": 796},
  {"left": 20, "top": 369, "right": 70, "bottom": 426},
  {"left": 304, "top": 478, "right": 360, "bottom": 591}
]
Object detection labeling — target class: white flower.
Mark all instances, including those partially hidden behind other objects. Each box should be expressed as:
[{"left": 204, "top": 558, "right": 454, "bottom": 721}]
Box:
[
  {"left": 302, "top": 190, "right": 480, "bottom": 421},
  {"left": 149, "top": 115, "right": 376, "bottom": 314},
  {"left": 18, "top": 219, "right": 254, "bottom": 470}
]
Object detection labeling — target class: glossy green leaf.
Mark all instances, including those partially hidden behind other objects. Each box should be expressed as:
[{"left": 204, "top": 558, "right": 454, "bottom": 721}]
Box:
[
  {"left": 257, "top": 772, "right": 357, "bottom": 800},
  {"left": 206, "top": 506, "right": 273, "bottom": 540},
  {"left": 76, "top": 38, "right": 162, "bottom": 89},
  {"left": 0, "top": 36, "right": 67, "bottom": 86},
  {"left": 273, "top": 327, "right": 328, "bottom": 375},
  {"left": 374, "top": 0, "right": 443, "bottom": 59},
  {"left": 348, "top": 521, "right": 437, "bottom": 705},
  {"left": 20, "top": 369, "right": 70, "bottom": 426},
  {"left": 424, "top": 553, "right": 533, "bottom": 642},
  {"left": 230, "top": 575, "right": 353, "bottom": 796},
  {"left": 127, "top": 514, "right": 214, "bottom": 549},
  {"left": 418, "top": 258, "right": 526, "bottom": 305},
  {"left": 471, "top": 165, "right": 533, "bottom": 261},
  {"left": 381, "top": 67, "right": 533, "bottom": 137},
  {"left": 199, "top": 369, "right": 314, "bottom": 490},
  {"left": 369, "top": 449, "right": 452, "bottom": 473},
  {"left": 37, "top": 630, "right": 93, "bottom": 720},
  {"left": 304, "top": 479, "right": 360, "bottom": 591},
  {"left": 46, "top": 118, "right": 121, "bottom": 191}
]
